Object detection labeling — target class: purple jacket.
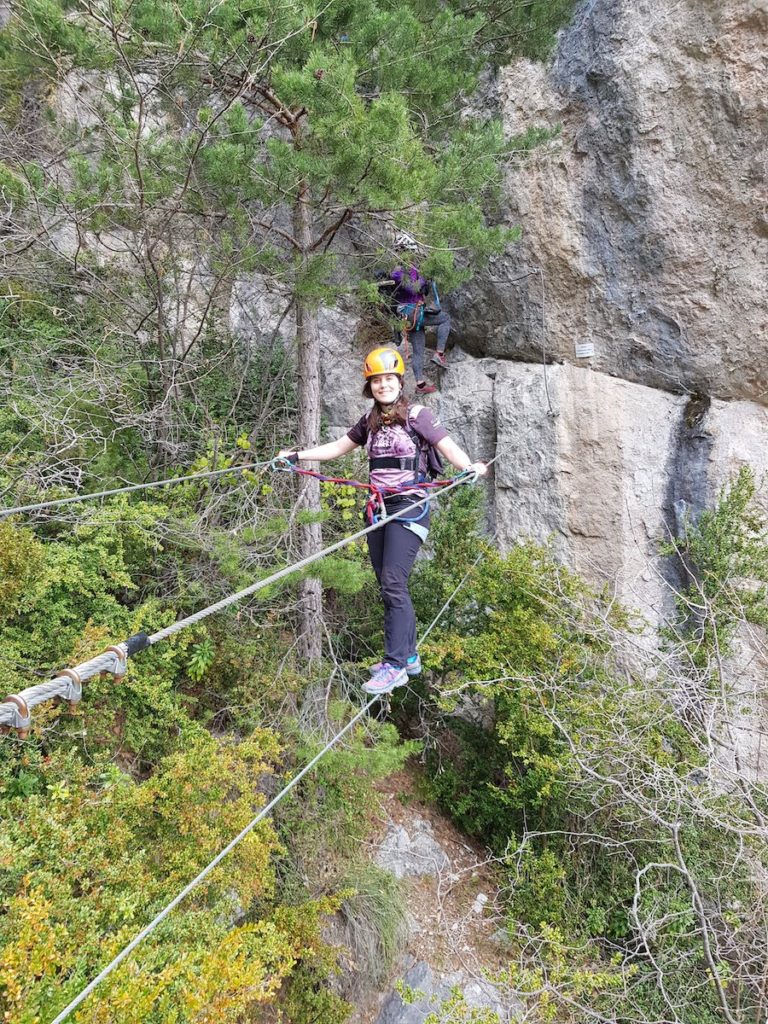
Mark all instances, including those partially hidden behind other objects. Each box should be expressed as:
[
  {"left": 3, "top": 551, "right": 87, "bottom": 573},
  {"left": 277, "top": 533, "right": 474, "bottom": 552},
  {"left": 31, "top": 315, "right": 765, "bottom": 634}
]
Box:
[{"left": 390, "top": 265, "right": 427, "bottom": 305}]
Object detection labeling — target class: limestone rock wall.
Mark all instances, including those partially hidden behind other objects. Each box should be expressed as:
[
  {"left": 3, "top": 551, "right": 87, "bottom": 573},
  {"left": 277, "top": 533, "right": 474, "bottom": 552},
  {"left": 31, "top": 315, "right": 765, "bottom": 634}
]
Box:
[
  {"left": 438, "top": 0, "right": 768, "bottom": 629},
  {"left": 455, "top": 0, "right": 768, "bottom": 404}
]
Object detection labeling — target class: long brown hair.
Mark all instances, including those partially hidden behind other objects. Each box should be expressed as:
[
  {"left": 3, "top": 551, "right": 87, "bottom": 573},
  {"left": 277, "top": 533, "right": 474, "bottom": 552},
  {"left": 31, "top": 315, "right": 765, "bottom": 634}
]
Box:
[{"left": 362, "top": 381, "right": 409, "bottom": 433}]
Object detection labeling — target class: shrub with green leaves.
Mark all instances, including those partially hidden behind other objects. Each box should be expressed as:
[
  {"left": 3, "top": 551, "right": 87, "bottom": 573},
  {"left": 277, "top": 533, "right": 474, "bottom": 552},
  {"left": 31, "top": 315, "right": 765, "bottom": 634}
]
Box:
[
  {"left": 409, "top": 475, "right": 768, "bottom": 1023},
  {"left": 662, "top": 465, "right": 768, "bottom": 664},
  {"left": 0, "top": 732, "right": 346, "bottom": 1023}
]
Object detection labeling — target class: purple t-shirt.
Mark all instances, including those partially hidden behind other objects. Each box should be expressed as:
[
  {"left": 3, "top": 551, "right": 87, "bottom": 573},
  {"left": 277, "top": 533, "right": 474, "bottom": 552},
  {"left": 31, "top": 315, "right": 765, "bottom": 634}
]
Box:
[{"left": 347, "top": 405, "right": 448, "bottom": 496}]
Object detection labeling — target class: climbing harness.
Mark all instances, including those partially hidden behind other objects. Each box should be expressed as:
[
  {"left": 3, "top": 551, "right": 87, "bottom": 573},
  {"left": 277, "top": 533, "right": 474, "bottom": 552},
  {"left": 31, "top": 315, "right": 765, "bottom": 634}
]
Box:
[
  {"left": 397, "top": 283, "right": 440, "bottom": 343},
  {"left": 397, "top": 298, "right": 425, "bottom": 339},
  {"left": 0, "top": 460, "right": 271, "bottom": 519},
  {"left": 269, "top": 457, "right": 452, "bottom": 527}
]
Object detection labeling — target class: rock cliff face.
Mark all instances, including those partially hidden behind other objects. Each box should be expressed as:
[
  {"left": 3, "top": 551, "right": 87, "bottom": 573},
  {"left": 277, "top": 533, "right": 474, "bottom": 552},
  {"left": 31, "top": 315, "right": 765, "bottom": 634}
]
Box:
[
  {"left": 466, "top": 0, "right": 768, "bottom": 620},
  {"left": 456, "top": 0, "right": 768, "bottom": 404}
]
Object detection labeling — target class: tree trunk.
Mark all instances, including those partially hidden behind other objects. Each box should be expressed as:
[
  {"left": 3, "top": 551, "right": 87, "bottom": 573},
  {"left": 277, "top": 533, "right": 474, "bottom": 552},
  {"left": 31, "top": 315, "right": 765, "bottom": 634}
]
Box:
[{"left": 294, "top": 182, "right": 324, "bottom": 664}]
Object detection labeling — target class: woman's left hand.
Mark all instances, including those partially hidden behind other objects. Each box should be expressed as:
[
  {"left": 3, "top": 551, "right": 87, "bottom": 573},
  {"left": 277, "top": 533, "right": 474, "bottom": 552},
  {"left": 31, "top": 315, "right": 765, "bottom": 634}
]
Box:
[{"left": 466, "top": 462, "right": 488, "bottom": 478}]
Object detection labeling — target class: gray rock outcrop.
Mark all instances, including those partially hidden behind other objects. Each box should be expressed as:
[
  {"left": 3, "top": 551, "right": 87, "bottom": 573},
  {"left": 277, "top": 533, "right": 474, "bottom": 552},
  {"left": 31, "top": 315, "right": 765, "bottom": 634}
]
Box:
[
  {"left": 435, "top": 357, "right": 768, "bottom": 627},
  {"left": 456, "top": 0, "right": 768, "bottom": 404},
  {"left": 374, "top": 816, "right": 451, "bottom": 880},
  {"left": 375, "top": 960, "right": 508, "bottom": 1024}
]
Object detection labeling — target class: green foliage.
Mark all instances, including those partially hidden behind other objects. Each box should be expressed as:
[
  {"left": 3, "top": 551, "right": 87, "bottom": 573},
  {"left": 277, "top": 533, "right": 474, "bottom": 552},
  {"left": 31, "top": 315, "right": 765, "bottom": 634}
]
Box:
[
  {"left": 497, "top": 925, "right": 631, "bottom": 1023},
  {"left": 0, "top": 0, "right": 550, "bottom": 359},
  {"left": 188, "top": 637, "right": 215, "bottom": 681},
  {"left": 459, "top": 0, "right": 578, "bottom": 63},
  {"left": 414, "top": 494, "right": 616, "bottom": 849},
  {"left": 0, "top": 732, "right": 340, "bottom": 1023},
  {"left": 662, "top": 466, "right": 768, "bottom": 664},
  {"left": 281, "top": 964, "right": 353, "bottom": 1024},
  {"left": 0, "top": 500, "right": 289, "bottom": 765},
  {"left": 413, "top": 474, "right": 768, "bottom": 1024},
  {"left": 425, "top": 988, "right": 501, "bottom": 1024},
  {"left": 0, "top": 0, "right": 582, "bottom": 1018},
  {"left": 0, "top": 0, "right": 110, "bottom": 102},
  {"left": 277, "top": 719, "right": 420, "bottom": 892},
  {"left": 339, "top": 863, "right": 408, "bottom": 986},
  {"left": 312, "top": 555, "right": 371, "bottom": 596},
  {"left": 0, "top": 520, "right": 45, "bottom": 612},
  {"left": 0, "top": 161, "right": 27, "bottom": 205}
]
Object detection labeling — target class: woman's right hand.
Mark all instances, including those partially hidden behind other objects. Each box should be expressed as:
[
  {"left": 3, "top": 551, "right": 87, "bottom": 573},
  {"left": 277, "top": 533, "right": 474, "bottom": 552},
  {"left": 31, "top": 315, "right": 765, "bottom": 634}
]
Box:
[{"left": 276, "top": 450, "right": 299, "bottom": 463}]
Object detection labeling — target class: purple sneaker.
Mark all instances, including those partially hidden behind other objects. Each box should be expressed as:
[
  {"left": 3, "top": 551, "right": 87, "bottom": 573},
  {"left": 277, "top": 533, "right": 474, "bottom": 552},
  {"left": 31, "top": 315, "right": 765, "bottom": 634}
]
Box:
[
  {"left": 363, "top": 662, "right": 408, "bottom": 695},
  {"left": 369, "top": 653, "right": 422, "bottom": 677},
  {"left": 431, "top": 351, "right": 447, "bottom": 368}
]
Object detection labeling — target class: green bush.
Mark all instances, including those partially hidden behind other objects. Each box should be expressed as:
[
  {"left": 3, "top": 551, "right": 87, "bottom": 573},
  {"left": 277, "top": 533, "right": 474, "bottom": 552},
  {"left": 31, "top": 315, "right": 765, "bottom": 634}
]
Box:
[{"left": 0, "top": 732, "right": 340, "bottom": 1023}]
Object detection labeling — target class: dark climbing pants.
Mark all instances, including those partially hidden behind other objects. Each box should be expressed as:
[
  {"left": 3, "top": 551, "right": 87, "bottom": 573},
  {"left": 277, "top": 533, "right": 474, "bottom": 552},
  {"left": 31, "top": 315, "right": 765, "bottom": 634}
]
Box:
[
  {"left": 366, "top": 499, "right": 430, "bottom": 669},
  {"left": 393, "top": 309, "right": 451, "bottom": 383}
]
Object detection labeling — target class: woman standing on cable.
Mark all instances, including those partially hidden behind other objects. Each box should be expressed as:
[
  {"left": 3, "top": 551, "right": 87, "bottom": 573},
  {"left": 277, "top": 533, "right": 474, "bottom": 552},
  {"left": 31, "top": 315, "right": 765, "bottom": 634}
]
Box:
[{"left": 277, "top": 347, "right": 487, "bottom": 695}]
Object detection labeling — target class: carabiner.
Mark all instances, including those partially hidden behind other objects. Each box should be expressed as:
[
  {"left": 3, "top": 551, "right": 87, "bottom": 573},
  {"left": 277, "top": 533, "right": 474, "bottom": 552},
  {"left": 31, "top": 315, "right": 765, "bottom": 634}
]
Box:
[{"left": 269, "top": 456, "right": 296, "bottom": 473}]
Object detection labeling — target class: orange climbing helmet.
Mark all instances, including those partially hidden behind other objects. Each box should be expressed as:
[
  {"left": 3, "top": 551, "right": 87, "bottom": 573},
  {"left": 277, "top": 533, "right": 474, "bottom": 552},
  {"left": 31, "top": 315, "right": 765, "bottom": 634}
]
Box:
[{"left": 363, "top": 347, "right": 405, "bottom": 379}]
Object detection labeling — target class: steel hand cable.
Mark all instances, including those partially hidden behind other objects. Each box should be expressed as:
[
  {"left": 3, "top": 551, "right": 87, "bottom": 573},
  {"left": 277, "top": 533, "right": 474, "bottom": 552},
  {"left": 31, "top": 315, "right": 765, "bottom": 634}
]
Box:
[
  {"left": 0, "top": 461, "right": 272, "bottom": 519},
  {"left": 1, "top": 460, "right": 497, "bottom": 730},
  {"left": 145, "top": 464, "right": 492, "bottom": 647}
]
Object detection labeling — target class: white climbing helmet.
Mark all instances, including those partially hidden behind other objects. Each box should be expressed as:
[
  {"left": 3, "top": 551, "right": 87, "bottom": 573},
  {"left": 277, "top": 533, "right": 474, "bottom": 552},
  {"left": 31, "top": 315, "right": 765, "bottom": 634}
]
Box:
[{"left": 393, "top": 229, "right": 421, "bottom": 255}]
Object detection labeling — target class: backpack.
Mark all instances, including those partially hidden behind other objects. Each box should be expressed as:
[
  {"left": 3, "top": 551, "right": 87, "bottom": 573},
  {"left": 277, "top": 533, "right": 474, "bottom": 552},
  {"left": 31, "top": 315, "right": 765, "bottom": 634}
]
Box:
[{"left": 406, "top": 404, "right": 444, "bottom": 480}]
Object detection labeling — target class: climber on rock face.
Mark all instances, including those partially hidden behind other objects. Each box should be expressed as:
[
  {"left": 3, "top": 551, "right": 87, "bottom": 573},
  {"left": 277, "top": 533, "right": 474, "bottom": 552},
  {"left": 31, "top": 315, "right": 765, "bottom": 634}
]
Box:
[
  {"left": 277, "top": 346, "right": 487, "bottom": 695},
  {"left": 376, "top": 239, "right": 453, "bottom": 396}
]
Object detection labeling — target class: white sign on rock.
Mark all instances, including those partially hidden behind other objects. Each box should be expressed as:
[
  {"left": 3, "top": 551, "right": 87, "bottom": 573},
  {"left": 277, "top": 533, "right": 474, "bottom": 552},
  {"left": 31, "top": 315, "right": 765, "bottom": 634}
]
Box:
[{"left": 574, "top": 340, "right": 595, "bottom": 359}]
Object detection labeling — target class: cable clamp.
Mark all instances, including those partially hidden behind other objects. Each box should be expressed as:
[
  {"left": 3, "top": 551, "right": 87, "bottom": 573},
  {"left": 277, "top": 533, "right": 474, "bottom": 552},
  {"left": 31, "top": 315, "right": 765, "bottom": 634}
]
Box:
[
  {"left": 1, "top": 694, "right": 31, "bottom": 738},
  {"left": 60, "top": 668, "right": 83, "bottom": 710},
  {"left": 99, "top": 645, "right": 128, "bottom": 682}
]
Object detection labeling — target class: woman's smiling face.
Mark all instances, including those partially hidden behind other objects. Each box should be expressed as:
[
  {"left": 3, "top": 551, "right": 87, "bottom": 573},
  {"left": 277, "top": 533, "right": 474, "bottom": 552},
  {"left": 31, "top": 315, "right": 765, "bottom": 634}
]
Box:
[{"left": 369, "top": 373, "right": 401, "bottom": 404}]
